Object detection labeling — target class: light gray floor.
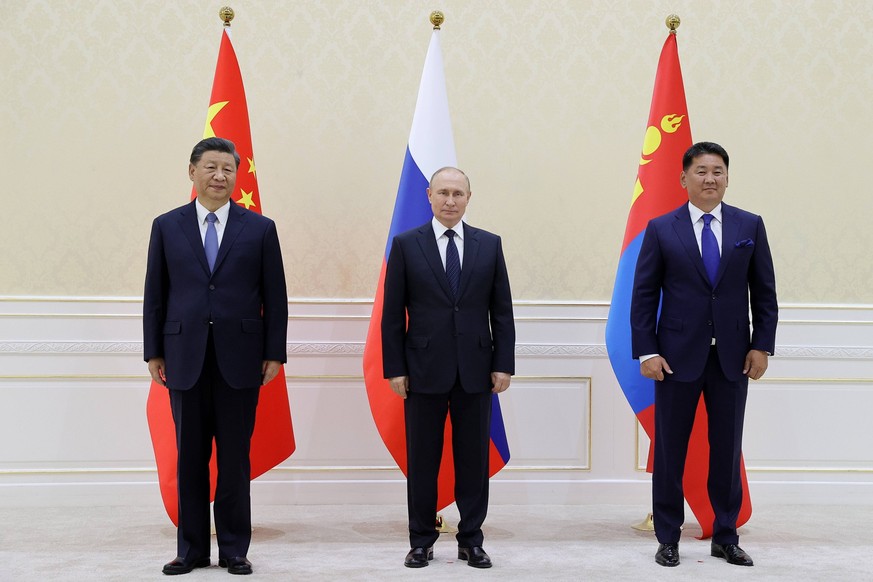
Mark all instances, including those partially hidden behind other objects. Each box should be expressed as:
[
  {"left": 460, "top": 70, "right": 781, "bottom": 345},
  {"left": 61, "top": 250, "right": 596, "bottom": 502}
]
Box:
[{"left": 3, "top": 503, "right": 871, "bottom": 581}]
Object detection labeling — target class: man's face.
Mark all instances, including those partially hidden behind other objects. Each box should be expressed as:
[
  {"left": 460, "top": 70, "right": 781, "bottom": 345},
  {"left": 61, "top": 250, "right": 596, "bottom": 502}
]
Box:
[
  {"left": 190, "top": 150, "right": 237, "bottom": 210},
  {"left": 681, "top": 153, "right": 728, "bottom": 212},
  {"left": 427, "top": 169, "right": 471, "bottom": 228}
]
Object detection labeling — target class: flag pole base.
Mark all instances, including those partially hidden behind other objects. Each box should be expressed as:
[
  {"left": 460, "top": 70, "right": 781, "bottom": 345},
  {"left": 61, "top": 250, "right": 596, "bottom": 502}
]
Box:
[
  {"left": 631, "top": 513, "right": 654, "bottom": 531},
  {"left": 436, "top": 514, "right": 457, "bottom": 534}
]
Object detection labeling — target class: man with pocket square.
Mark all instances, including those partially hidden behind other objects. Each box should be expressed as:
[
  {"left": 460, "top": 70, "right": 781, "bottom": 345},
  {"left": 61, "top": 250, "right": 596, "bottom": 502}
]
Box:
[{"left": 631, "top": 142, "right": 778, "bottom": 568}]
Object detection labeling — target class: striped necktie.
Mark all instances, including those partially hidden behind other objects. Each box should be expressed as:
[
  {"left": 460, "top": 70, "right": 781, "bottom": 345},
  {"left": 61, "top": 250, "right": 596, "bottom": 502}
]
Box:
[{"left": 445, "top": 229, "right": 460, "bottom": 298}]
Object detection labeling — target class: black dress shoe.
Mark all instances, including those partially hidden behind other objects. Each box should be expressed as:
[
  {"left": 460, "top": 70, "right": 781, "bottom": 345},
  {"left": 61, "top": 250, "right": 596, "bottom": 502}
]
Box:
[
  {"left": 162, "top": 556, "right": 210, "bottom": 575},
  {"left": 404, "top": 546, "right": 434, "bottom": 568},
  {"left": 458, "top": 546, "right": 492, "bottom": 568},
  {"left": 218, "top": 556, "right": 253, "bottom": 575},
  {"left": 711, "top": 542, "right": 754, "bottom": 566},
  {"left": 655, "top": 543, "right": 679, "bottom": 567}
]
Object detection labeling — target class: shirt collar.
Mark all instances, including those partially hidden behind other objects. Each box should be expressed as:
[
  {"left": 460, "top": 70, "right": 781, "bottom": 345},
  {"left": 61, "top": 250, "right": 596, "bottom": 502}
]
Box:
[
  {"left": 431, "top": 216, "right": 465, "bottom": 240},
  {"left": 688, "top": 201, "right": 722, "bottom": 224},
  {"left": 195, "top": 198, "right": 231, "bottom": 225}
]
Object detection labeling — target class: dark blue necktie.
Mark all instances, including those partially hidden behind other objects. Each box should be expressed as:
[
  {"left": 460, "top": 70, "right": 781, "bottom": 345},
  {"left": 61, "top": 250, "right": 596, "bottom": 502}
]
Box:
[
  {"left": 205, "top": 212, "right": 218, "bottom": 273},
  {"left": 445, "top": 229, "right": 460, "bottom": 298},
  {"left": 701, "top": 213, "right": 719, "bottom": 284}
]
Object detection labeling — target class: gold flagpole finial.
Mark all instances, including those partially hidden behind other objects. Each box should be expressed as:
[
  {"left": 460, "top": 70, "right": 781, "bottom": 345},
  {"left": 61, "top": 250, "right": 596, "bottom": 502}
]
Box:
[
  {"left": 430, "top": 10, "right": 445, "bottom": 30},
  {"left": 665, "top": 14, "right": 680, "bottom": 34},
  {"left": 219, "top": 6, "right": 235, "bottom": 27}
]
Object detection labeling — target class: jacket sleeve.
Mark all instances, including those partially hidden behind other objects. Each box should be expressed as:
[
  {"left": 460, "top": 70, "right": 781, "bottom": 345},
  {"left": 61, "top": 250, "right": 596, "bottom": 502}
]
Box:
[
  {"left": 261, "top": 219, "right": 289, "bottom": 362},
  {"left": 748, "top": 216, "right": 778, "bottom": 354},
  {"left": 631, "top": 222, "right": 664, "bottom": 359},
  {"left": 489, "top": 236, "right": 515, "bottom": 374},
  {"left": 381, "top": 237, "right": 408, "bottom": 378},
  {"left": 143, "top": 217, "right": 168, "bottom": 362}
]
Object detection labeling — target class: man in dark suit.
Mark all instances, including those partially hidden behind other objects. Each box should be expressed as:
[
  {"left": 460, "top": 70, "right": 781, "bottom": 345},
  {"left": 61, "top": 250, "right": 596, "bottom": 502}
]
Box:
[
  {"left": 381, "top": 167, "right": 515, "bottom": 569},
  {"left": 144, "top": 137, "right": 288, "bottom": 576},
  {"left": 631, "top": 142, "right": 777, "bottom": 568}
]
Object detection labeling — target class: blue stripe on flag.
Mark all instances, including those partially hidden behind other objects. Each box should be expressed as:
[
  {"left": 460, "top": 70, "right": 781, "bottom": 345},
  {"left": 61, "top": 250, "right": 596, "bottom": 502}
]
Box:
[
  {"left": 489, "top": 393, "right": 511, "bottom": 463},
  {"left": 605, "top": 231, "right": 655, "bottom": 415},
  {"left": 384, "top": 147, "right": 434, "bottom": 259}
]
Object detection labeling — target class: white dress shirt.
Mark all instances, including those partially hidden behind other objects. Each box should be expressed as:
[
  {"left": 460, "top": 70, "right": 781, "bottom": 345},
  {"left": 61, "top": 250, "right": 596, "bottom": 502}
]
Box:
[
  {"left": 688, "top": 201, "right": 723, "bottom": 256},
  {"left": 431, "top": 216, "right": 465, "bottom": 269},
  {"left": 195, "top": 199, "right": 230, "bottom": 246}
]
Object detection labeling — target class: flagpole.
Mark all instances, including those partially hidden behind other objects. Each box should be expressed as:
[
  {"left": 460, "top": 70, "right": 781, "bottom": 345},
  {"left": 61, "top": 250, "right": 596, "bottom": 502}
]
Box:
[
  {"left": 206, "top": 4, "right": 236, "bottom": 540},
  {"left": 631, "top": 14, "right": 681, "bottom": 535},
  {"left": 426, "top": 7, "right": 457, "bottom": 536}
]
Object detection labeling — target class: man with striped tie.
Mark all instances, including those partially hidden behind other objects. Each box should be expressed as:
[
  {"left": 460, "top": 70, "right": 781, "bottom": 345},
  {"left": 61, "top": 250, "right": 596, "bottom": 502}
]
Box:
[{"left": 381, "top": 167, "right": 515, "bottom": 569}]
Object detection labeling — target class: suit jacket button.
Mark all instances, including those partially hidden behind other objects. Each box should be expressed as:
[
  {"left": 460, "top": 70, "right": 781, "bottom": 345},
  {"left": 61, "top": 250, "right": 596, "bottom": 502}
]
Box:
[
  {"left": 707, "top": 320, "right": 712, "bottom": 326},
  {"left": 454, "top": 306, "right": 460, "bottom": 312},
  {"left": 209, "top": 284, "right": 215, "bottom": 290},
  {"left": 712, "top": 294, "right": 717, "bottom": 300}
]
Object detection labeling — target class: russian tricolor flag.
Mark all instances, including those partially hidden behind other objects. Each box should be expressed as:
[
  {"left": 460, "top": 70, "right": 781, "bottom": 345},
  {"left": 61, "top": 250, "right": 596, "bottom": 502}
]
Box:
[{"left": 363, "top": 23, "right": 510, "bottom": 512}]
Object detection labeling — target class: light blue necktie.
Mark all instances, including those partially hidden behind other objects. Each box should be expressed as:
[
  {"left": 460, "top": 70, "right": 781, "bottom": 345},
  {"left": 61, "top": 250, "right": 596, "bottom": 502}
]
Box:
[
  {"left": 205, "top": 212, "right": 218, "bottom": 273},
  {"left": 701, "top": 213, "right": 719, "bottom": 285},
  {"left": 445, "top": 229, "right": 460, "bottom": 298}
]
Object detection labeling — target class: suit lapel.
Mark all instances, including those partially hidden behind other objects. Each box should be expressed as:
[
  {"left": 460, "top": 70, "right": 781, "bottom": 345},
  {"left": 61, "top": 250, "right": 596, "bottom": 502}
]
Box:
[
  {"left": 671, "top": 204, "right": 712, "bottom": 286},
  {"left": 213, "top": 202, "right": 247, "bottom": 275},
  {"left": 179, "top": 201, "right": 211, "bottom": 276},
  {"left": 714, "top": 203, "right": 740, "bottom": 288},
  {"left": 416, "top": 222, "right": 455, "bottom": 300},
  {"left": 457, "top": 222, "right": 479, "bottom": 300}
]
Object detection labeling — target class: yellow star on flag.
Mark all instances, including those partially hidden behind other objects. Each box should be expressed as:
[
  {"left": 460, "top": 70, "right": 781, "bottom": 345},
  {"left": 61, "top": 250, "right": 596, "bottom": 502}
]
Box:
[
  {"left": 237, "top": 189, "right": 256, "bottom": 210},
  {"left": 203, "top": 101, "right": 229, "bottom": 138},
  {"left": 248, "top": 157, "right": 257, "bottom": 176}
]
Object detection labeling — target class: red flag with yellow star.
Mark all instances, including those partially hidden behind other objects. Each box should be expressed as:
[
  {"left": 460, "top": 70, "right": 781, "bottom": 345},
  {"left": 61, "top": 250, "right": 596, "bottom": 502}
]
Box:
[{"left": 146, "top": 26, "right": 295, "bottom": 524}]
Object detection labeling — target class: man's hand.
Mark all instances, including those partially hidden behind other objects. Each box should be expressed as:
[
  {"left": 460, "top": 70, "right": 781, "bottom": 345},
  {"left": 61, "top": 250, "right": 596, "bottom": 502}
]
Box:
[
  {"left": 262, "top": 360, "right": 281, "bottom": 385},
  {"left": 743, "top": 350, "right": 769, "bottom": 380},
  {"left": 640, "top": 356, "right": 673, "bottom": 381},
  {"left": 491, "top": 372, "right": 511, "bottom": 394},
  {"left": 389, "top": 376, "right": 409, "bottom": 399},
  {"left": 148, "top": 358, "right": 166, "bottom": 386}
]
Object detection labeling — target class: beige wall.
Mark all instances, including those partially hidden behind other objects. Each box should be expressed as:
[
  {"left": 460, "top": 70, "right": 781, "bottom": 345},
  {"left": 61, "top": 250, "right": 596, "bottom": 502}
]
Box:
[{"left": 2, "top": 0, "right": 871, "bottom": 302}]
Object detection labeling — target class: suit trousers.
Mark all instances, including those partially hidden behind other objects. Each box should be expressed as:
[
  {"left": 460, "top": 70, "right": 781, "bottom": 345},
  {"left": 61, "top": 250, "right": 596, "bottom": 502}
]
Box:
[
  {"left": 653, "top": 346, "right": 748, "bottom": 545},
  {"left": 169, "top": 329, "right": 260, "bottom": 560},
  {"left": 404, "top": 381, "right": 492, "bottom": 549}
]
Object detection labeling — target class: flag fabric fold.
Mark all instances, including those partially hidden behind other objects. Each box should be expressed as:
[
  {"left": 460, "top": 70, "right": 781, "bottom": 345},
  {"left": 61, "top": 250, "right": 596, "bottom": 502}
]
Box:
[
  {"left": 604, "top": 31, "right": 751, "bottom": 539},
  {"left": 363, "top": 28, "right": 510, "bottom": 512},
  {"left": 146, "top": 27, "right": 295, "bottom": 525}
]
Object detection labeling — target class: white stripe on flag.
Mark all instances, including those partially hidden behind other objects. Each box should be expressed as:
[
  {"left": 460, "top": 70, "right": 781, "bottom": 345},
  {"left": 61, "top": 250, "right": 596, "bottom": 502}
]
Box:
[{"left": 408, "top": 31, "right": 457, "bottom": 181}]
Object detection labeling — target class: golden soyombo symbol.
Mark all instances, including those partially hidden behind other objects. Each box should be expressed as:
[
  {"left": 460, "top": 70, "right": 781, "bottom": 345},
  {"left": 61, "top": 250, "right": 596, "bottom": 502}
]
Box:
[
  {"left": 631, "top": 113, "right": 684, "bottom": 204},
  {"left": 639, "top": 114, "right": 685, "bottom": 166}
]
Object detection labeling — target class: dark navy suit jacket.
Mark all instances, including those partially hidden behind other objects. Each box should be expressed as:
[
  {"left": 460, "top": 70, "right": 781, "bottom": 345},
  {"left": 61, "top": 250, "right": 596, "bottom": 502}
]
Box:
[
  {"left": 143, "top": 200, "right": 288, "bottom": 390},
  {"left": 631, "top": 203, "right": 778, "bottom": 383},
  {"left": 381, "top": 221, "right": 515, "bottom": 394}
]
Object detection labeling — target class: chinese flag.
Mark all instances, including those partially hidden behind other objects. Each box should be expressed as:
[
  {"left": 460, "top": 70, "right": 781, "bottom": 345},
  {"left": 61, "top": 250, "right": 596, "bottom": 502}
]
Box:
[
  {"left": 146, "top": 26, "right": 295, "bottom": 525},
  {"left": 604, "top": 29, "right": 752, "bottom": 538}
]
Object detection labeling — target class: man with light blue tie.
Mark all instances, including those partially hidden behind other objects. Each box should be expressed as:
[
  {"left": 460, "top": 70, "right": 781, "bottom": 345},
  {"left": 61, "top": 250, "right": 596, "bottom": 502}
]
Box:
[
  {"left": 144, "top": 137, "right": 287, "bottom": 575},
  {"left": 631, "top": 142, "right": 778, "bottom": 568}
]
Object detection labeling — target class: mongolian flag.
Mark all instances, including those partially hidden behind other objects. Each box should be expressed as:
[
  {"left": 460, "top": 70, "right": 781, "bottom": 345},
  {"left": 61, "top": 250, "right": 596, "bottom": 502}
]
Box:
[
  {"left": 604, "top": 27, "right": 752, "bottom": 538},
  {"left": 362, "top": 22, "right": 510, "bottom": 511},
  {"left": 146, "top": 24, "right": 295, "bottom": 524}
]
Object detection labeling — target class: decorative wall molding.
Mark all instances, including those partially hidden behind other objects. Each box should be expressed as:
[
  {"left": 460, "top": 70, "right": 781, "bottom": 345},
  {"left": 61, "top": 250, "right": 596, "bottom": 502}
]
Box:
[{"left": 2, "top": 297, "right": 872, "bottom": 507}]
